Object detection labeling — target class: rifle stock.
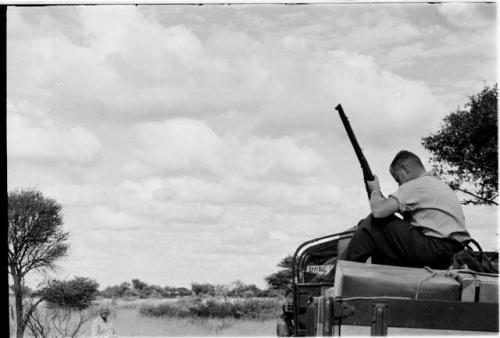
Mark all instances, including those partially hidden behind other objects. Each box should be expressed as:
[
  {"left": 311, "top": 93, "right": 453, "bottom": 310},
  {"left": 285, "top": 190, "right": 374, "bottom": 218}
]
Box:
[{"left": 335, "top": 104, "right": 374, "bottom": 197}]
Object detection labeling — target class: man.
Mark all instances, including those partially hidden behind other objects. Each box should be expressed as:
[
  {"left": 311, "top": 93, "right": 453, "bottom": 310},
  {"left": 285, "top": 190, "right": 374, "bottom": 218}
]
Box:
[
  {"left": 340, "top": 150, "right": 470, "bottom": 269},
  {"left": 91, "top": 306, "right": 116, "bottom": 337}
]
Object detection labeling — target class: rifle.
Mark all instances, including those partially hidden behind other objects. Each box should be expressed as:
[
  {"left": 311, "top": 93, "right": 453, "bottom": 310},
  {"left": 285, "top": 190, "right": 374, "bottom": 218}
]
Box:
[{"left": 335, "top": 103, "right": 375, "bottom": 198}]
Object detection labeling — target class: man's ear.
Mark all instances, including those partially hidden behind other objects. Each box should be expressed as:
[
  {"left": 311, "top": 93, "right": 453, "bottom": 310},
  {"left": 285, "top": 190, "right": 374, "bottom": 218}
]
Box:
[{"left": 400, "top": 162, "right": 410, "bottom": 174}]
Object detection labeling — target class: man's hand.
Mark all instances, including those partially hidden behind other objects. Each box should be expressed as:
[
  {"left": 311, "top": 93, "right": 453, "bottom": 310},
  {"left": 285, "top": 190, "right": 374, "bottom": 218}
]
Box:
[
  {"left": 367, "top": 175, "right": 381, "bottom": 194},
  {"left": 368, "top": 175, "right": 399, "bottom": 218}
]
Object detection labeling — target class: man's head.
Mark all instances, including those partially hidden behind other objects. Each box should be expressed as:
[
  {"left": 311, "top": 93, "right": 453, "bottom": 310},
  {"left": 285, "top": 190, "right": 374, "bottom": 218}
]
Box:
[
  {"left": 389, "top": 150, "right": 426, "bottom": 185},
  {"left": 99, "top": 307, "right": 110, "bottom": 319}
]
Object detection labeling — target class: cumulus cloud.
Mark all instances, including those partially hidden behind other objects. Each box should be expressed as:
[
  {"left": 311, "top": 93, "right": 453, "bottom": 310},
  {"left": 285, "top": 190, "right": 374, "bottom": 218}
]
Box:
[
  {"left": 438, "top": 3, "right": 494, "bottom": 28},
  {"left": 9, "top": 5, "right": 448, "bottom": 146},
  {"left": 132, "top": 119, "right": 229, "bottom": 175},
  {"left": 8, "top": 5, "right": 496, "bottom": 289},
  {"left": 128, "top": 118, "right": 329, "bottom": 178},
  {"left": 251, "top": 48, "right": 446, "bottom": 149},
  {"left": 7, "top": 101, "right": 103, "bottom": 165}
]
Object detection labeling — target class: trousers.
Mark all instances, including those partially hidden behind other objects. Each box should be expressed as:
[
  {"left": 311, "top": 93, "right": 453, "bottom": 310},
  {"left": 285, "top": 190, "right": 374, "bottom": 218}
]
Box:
[{"left": 339, "top": 214, "right": 463, "bottom": 269}]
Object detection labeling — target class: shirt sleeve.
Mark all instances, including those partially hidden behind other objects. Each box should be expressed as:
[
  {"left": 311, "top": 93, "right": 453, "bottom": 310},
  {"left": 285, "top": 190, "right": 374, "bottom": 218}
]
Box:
[{"left": 389, "top": 180, "right": 421, "bottom": 213}]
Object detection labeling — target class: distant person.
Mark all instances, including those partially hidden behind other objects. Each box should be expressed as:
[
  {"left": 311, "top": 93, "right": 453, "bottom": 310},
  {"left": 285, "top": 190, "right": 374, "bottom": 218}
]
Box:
[
  {"left": 91, "top": 306, "right": 117, "bottom": 337},
  {"left": 340, "top": 150, "right": 471, "bottom": 269}
]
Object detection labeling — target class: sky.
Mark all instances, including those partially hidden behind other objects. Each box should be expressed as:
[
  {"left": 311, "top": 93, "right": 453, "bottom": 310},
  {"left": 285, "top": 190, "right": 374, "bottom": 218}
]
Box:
[{"left": 7, "top": 3, "right": 498, "bottom": 290}]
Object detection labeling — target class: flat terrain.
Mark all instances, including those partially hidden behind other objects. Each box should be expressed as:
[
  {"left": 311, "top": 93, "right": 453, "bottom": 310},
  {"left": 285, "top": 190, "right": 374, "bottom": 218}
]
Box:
[{"left": 9, "top": 297, "right": 497, "bottom": 337}]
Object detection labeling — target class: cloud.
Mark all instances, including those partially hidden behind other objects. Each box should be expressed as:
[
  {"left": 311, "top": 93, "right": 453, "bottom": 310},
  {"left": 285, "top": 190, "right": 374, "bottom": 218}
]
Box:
[
  {"left": 7, "top": 100, "right": 103, "bottom": 165},
  {"left": 438, "top": 3, "right": 494, "bottom": 28},
  {"left": 251, "top": 48, "right": 446, "bottom": 150},
  {"left": 131, "top": 119, "right": 229, "bottom": 175},
  {"left": 127, "top": 118, "right": 329, "bottom": 178},
  {"left": 8, "top": 5, "right": 496, "bottom": 290},
  {"left": 9, "top": 5, "right": 447, "bottom": 149}
]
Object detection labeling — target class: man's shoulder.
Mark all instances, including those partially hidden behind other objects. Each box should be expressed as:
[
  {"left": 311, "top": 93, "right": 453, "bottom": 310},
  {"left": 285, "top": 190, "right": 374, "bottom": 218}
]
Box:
[
  {"left": 397, "top": 175, "right": 451, "bottom": 195},
  {"left": 419, "top": 175, "right": 454, "bottom": 190},
  {"left": 404, "top": 174, "right": 460, "bottom": 203},
  {"left": 408, "top": 174, "right": 446, "bottom": 187}
]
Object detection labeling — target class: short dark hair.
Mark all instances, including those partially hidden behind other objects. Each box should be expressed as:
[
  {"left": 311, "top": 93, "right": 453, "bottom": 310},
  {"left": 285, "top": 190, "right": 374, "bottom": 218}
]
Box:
[{"left": 390, "top": 150, "right": 424, "bottom": 172}]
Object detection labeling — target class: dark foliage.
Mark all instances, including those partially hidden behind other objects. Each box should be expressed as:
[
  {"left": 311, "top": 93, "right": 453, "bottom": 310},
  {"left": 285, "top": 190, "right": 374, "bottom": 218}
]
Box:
[
  {"left": 39, "top": 277, "right": 99, "bottom": 310},
  {"left": 132, "top": 279, "right": 148, "bottom": 291},
  {"left": 100, "top": 281, "right": 193, "bottom": 299},
  {"left": 8, "top": 188, "right": 70, "bottom": 338},
  {"left": 264, "top": 255, "right": 293, "bottom": 293},
  {"left": 140, "top": 298, "right": 281, "bottom": 320},
  {"left": 422, "top": 84, "right": 498, "bottom": 205},
  {"left": 191, "top": 282, "right": 216, "bottom": 296}
]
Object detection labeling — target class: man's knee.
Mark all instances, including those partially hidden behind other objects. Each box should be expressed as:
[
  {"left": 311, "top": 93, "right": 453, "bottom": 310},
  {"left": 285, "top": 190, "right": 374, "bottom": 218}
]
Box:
[
  {"left": 356, "top": 215, "right": 402, "bottom": 238},
  {"left": 357, "top": 214, "right": 388, "bottom": 231},
  {"left": 357, "top": 214, "right": 374, "bottom": 229}
]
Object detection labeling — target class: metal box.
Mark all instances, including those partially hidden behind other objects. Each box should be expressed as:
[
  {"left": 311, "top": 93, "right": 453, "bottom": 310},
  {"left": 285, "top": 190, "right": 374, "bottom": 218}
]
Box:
[{"left": 458, "top": 272, "right": 498, "bottom": 303}]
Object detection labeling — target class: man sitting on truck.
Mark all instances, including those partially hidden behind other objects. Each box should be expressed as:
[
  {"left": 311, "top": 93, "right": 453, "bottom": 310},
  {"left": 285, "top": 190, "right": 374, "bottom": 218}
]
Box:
[{"left": 340, "top": 150, "right": 470, "bottom": 269}]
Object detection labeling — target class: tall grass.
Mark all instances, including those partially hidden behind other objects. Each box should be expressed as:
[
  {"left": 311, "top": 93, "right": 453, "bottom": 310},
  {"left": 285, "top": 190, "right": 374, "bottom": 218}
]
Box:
[
  {"left": 10, "top": 296, "right": 281, "bottom": 337},
  {"left": 112, "top": 308, "right": 277, "bottom": 336},
  {"left": 138, "top": 297, "right": 282, "bottom": 320}
]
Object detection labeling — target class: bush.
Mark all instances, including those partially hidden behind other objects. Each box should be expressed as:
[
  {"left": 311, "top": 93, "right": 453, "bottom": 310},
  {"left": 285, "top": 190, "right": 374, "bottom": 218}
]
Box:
[
  {"left": 237, "top": 298, "right": 281, "bottom": 320},
  {"left": 139, "top": 300, "right": 193, "bottom": 317},
  {"left": 139, "top": 297, "right": 282, "bottom": 320},
  {"left": 100, "top": 282, "right": 131, "bottom": 298},
  {"left": 191, "top": 283, "right": 215, "bottom": 296},
  {"left": 189, "top": 298, "right": 282, "bottom": 320},
  {"left": 189, "top": 300, "right": 235, "bottom": 318},
  {"left": 40, "top": 277, "right": 99, "bottom": 310}
]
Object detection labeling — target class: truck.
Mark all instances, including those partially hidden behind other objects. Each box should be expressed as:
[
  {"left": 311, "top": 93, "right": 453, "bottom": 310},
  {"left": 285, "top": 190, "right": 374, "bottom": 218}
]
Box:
[
  {"left": 276, "top": 229, "right": 498, "bottom": 336},
  {"left": 275, "top": 104, "right": 499, "bottom": 336}
]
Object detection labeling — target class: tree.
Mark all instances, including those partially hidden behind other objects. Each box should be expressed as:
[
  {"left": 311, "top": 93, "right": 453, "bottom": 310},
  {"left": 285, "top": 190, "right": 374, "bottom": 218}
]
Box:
[
  {"left": 8, "top": 188, "right": 69, "bottom": 338},
  {"left": 176, "top": 287, "right": 193, "bottom": 297},
  {"left": 191, "top": 282, "right": 216, "bottom": 296},
  {"left": 264, "top": 255, "right": 293, "bottom": 294},
  {"left": 38, "top": 277, "right": 99, "bottom": 310},
  {"left": 131, "top": 278, "right": 148, "bottom": 291},
  {"left": 27, "top": 277, "right": 99, "bottom": 338},
  {"left": 145, "top": 284, "right": 167, "bottom": 298},
  {"left": 227, "top": 280, "right": 263, "bottom": 298},
  {"left": 422, "top": 84, "right": 498, "bottom": 205}
]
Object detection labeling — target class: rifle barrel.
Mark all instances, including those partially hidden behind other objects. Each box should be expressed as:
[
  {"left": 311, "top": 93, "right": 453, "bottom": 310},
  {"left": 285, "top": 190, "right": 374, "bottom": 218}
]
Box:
[{"left": 335, "top": 104, "right": 374, "bottom": 196}]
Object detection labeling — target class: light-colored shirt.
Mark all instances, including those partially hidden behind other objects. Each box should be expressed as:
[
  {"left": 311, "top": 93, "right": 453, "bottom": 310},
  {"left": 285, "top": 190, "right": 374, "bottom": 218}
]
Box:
[
  {"left": 389, "top": 174, "right": 470, "bottom": 242},
  {"left": 91, "top": 316, "right": 116, "bottom": 337}
]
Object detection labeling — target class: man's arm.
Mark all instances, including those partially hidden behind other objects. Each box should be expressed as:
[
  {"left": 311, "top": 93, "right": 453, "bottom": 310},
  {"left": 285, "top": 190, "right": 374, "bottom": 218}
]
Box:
[{"left": 367, "top": 176, "right": 399, "bottom": 218}]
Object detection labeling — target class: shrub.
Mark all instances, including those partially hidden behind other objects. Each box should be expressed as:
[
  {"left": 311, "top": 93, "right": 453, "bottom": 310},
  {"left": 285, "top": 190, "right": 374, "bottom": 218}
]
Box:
[
  {"left": 191, "top": 282, "right": 216, "bottom": 296},
  {"left": 139, "top": 297, "right": 282, "bottom": 320},
  {"left": 189, "top": 300, "right": 236, "bottom": 318},
  {"left": 236, "top": 298, "right": 282, "bottom": 320},
  {"left": 137, "top": 296, "right": 282, "bottom": 320},
  {"left": 139, "top": 300, "right": 192, "bottom": 317},
  {"left": 100, "top": 282, "right": 131, "bottom": 298},
  {"left": 40, "top": 277, "right": 99, "bottom": 310}
]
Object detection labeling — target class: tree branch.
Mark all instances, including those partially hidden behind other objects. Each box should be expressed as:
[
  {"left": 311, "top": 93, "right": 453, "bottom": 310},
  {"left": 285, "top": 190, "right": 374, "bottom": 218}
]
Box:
[{"left": 455, "top": 187, "right": 498, "bottom": 205}]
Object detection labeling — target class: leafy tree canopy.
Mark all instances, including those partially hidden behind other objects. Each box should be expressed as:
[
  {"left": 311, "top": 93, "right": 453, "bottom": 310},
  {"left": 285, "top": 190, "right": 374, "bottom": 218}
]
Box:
[
  {"left": 132, "top": 278, "right": 148, "bottom": 290},
  {"left": 8, "top": 188, "right": 69, "bottom": 277},
  {"left": 422, "top": 84, "right": 498, "bottom": 205},
  {"left": 191, "top": 282, "right": 216, "bottom": 296},
  {"left": 264, "top": 255, "right": 293, "bottom": 293},
  {"left": 38, "top": 277, "right": 99, "bottom": 310},
  {"left": 8, "top": 188, "right": 70, "bottom": 338}
]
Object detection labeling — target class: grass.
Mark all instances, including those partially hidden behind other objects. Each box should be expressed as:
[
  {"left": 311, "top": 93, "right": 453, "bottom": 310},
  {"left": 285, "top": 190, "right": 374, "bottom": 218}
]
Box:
[
  {"left": 11, "top": 296, "right": 498, "bottom": 337},
  {"left": 138, "top": 297, "right": 282, "bottom": 320},
  {"left": 10, "top": 296, "right": 280, "bottom": 337},
  {"left": 107, "top": 308, "right": 277, "bottom": 336}
]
